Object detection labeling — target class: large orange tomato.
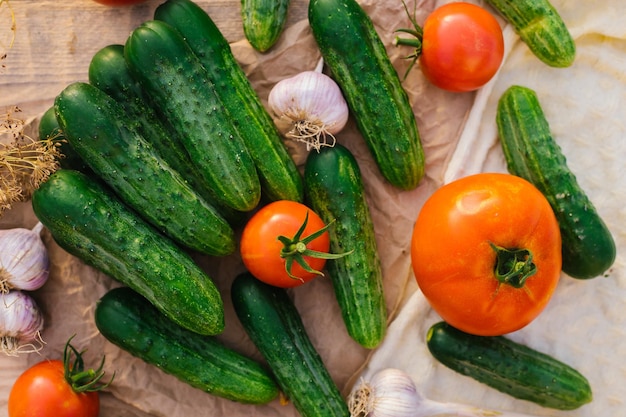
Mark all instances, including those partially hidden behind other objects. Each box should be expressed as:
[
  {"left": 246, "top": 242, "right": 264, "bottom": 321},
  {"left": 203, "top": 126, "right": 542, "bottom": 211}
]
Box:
[
  {"left": 240, "top": 200, "right": 333, "bottom": 288},
  {"left": 410, "top": 173, "right": 562, "bottom": 336}
]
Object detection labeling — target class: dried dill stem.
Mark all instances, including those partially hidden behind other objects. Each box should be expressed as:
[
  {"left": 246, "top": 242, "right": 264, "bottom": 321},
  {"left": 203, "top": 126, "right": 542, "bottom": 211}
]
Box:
[
  {"left": 1, "top": 106, "right": 63, "bottom": 215},
  {"left": 0, "top": 0, "right": 16, "bottom": 72}
]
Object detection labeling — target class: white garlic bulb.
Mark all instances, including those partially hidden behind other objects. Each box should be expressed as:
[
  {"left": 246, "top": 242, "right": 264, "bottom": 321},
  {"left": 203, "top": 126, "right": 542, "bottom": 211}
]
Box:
[
  {"left": 268, "top": 69, "right": 349, "bottom": 152},
  {"left": 0, "top": 290, "right": 45, "bottom": 356},
  {"left": 0, "top": 222, "right": 50, "bottom": 293}
]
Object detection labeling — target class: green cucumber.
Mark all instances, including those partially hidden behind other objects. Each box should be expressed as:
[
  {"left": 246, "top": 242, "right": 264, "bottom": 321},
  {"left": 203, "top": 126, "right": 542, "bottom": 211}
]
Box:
[
  {"left": 427, "top": 321, "right": 592, "bottom": 410},
  {"left": 88, "top": 44, "right": 244, "bottom": 226},
  {"left": 38, "top": 106, "right": 90, "bottom": 173},
  {"left": 154, "top": 0, "right": 303, "bottom": 203},
  {"left": 485, "top": 0, "right": 576, "bottom": 67},
  {"left": 496, "top": 85, "right": 615, "bottom": 279},
  {"left": 54, "top": 81, "right": 235, "bottom": 257},
  {"left": 32, "top": 169, "right": 224, "bottom": 335},
  {"left": 241, "top": 0, "right": 290, "bottom": 52},
  {"left": 124, "top": 19, "right": 261, "bottom": 212},
  {"left": 308, "top": 0, "right": 424, "bottom": 190},
  {"left": 231, "top": 272, "right": 350, "bottom": 417},
  {"left": 88, "top": 44, "right": 243, "bottom": 226},
  {"left": 304, "top": 143, "right": 386, "bottom": 349},
  {"left": 95, "top": 286, "right": 279, "bottom": 404}
]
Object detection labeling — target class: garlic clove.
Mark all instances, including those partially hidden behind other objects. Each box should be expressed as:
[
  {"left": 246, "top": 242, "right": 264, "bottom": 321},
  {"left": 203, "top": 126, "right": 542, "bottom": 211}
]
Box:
[{"left": 0, "top": 222, "right": 50, "bottom": 293}]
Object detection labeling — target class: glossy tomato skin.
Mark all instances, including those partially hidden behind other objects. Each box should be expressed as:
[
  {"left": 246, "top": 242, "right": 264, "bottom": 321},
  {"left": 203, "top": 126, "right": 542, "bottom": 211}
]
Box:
[
  {"left": 8, "top": 359, "right": 100, "bottom": 417},
  {"left": 92, "top": 0, "right": 148, "bottom": 6},
  {"left": 240, "top": 200, "right": 330, "bottom": 288},
  {"left": 420, "top": 2, "right": 504, "bottom": 92},
  {"left": 411, "top": 173, "right": 562, "bottom": 336}
]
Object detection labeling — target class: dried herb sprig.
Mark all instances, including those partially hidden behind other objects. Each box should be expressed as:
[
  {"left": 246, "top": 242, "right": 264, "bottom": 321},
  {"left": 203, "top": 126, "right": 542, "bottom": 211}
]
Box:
[
  {"left": 0, "top": 0, "right": 16, "bottom": 73},
  {"left": 1, "top": 106, "right": 63, "bottom": 215}
]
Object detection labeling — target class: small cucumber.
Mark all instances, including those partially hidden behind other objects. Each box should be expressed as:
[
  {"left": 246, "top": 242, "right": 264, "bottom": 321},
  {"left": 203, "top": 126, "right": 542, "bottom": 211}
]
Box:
[
  {"left": 231, "top": 272, "right": 350, "bottom": 417},
  {"left": 54, "top": 81, "right": 235, "bottom": 257},
  {"left": 124, "top": 19, "right": 261, "bottom": 212},
  {"left": 154, "top": 0, "right": 303, "bottom": 203},
  {"left": 427, "top": 321, "right": 592, "bottom": 410},
  {"left": 485, "top": 0, "right": 576, "bottom": 67},
  {"left": 304, "top": 143, "right": 386, "bottom": 349},
  {"left": 496, "top": 85, "right": 615, "bottom": 279},
  {"left": 32, "top": 169, "right": 224, "bottom": 335},
  {"left": 241, "top": 0, "right": 290, "bottom": 52},
  {"left": 87, "top": 44, "right": 243, "bottom": 226},
  {"left": 38, "top": 106, "right": 90, "bottom": 173},
  {"left": 95, "top": 286, "right": 279, "bottom": 404},
  {"left": 308, "top": 0, "right": 425, "bottom": 190}
]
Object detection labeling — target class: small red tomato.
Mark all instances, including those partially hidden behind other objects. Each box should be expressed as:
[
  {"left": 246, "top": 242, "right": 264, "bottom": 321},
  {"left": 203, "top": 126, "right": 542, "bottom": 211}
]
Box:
[
  {"left": 411, "top": 173, "right": 562, "bottom": 336},
  {"left": 8, "top": 337, "right": 113, "bottom": 417},
  {"left": 240, "top": 200, "right": 332, "bottom": 288},
  {"left": 420, "top": 2, "right": 504, "bottom": 92}
]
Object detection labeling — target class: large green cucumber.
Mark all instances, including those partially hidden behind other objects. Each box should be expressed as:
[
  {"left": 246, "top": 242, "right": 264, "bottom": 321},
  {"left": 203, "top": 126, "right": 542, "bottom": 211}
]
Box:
[
  {"left": 95, "top": 286, "right": 279, "bottom": 404},
  {"left": 308, "top": 0, "right": 425, "bottom": 190},
  {"left": 154, "top": 0, "right": 303, "bottom": 203},
  {"left": 231, "top": 272, "right": 350, "bottom": 417},
  {"left": 32, "top": 169, "right": 224, "bottom": 335},
  {"left": 124, "top": 19, "right": 261, "bottom": 212},
  {"left": 304, "top": 143, "right": 386, "bottom": 349},
  {"left": 54, "top": 81, "right": 235, "bottom": 256},
  {"left": 427, "top": 321, "right": 592, "bottom": 410},
  {"left": 496, "top": 85, "right": 615, "bottom": 279}
]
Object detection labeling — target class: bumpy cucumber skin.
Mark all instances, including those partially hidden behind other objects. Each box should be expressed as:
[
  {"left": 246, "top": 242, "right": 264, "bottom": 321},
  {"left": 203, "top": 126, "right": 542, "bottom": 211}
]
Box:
[
  {"left": 485, "top": 0, "right": 575, "bottom": 67},
  {"left": 32, "top": 169, "right": 225, "bottom": 336},
  {"left": 38, "top": 106, "right": 91, "bottom": 173},
  {"left": 88, "top": 44, "right": 243, "bottom": 226},
  {"left": 308, "top": 0, "right": 424, "bottom": 190},
  {"left": 124, "top": 19, "right": 261, "bottom": 212},
  {"left": 95, "top": 286, "right": 279, "bottom": 404},
  {"left": 54, "top": 81, "right": 235, "bottom": 257},
  {"left": 241, "top": 0, "right": 290, "bottom": 52},
  {"left": 154, "top": 0, "right": 303, "bottom": 203},
  {"left": 304, "top": 144, "right": 386, "bottom": 349},
  {"left": 427, "top": 321, "right": 592, "bottom": 410},
  {"left": 231, "top": 272, "right": 350, "bottom": 417},
  {"left": 496, "top": 85, "right": 615, "bottom": 279}
]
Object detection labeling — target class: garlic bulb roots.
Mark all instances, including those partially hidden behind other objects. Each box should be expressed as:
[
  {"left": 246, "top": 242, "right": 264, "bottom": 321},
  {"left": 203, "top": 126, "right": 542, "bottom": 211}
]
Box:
[{"left": 268, "top": 70, "right": 349, "bottom": 152}]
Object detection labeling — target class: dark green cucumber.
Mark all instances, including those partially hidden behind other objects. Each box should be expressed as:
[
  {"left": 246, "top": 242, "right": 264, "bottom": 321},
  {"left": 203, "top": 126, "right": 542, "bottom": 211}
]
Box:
[
  {"left": 304, "top": 143, "right": 386, "bottom": 349},
  {"left": 88, "top": 44, "right": 243, "bottom": 226},
  {"left": 32, "top": 169, "right": 224, "bottom": 335},
  {"left": 427, "top": 321, "right": 592, "bottom": 410},
  {"left": 154, "top": 0, "right": 303, "bottom": 203},
  {"left": 54, "top": 81, "right": 235, "bottom": 256},
  {"left": 241, "top": 0, "right": 290, "bottom": 52},
  {"left": 124, "top": 19, "right": 261, "bottom": 212},
  {"left": 308, "top": 0, "right": 424, "bottom": 190},
  {"left": 231, "top": 272, "right": 350, "bottom": 417},
  {"left": 485, "top": 0, "right": 576, "bottom": 67},
  {"left": 38, "top": 106, "right": 90, "bottom": 173},
  {"left": 496, "top": 85, "right": 615, "bottom": 279},
  {"left": 95, "top": 286, "right": 279, "bottom": 404}
]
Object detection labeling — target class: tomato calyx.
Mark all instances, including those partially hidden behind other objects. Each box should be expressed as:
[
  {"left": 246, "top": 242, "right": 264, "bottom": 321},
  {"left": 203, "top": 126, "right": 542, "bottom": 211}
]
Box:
[
  {"left": 63, "top": 335, "right": 114, "bottom": 393},
  {"left": 278, "top": 211, "right": 350, "bottom": 283},
  {"left": 491, "top": 243, "right": 537, "bottom": 289},
  {"left": 393, "top": 0, "right": 424, "bottom": 79}
]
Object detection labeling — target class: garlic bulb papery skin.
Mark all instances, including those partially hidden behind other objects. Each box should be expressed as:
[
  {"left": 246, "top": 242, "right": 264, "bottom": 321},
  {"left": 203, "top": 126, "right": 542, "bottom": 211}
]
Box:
[
  {"left": 0, "top": 222, "right": 50, "bottom": 293},
  {"left": 268, "top": 70, "right": 349, "bottom": 151},
  {"left": 348, "top": 368, "right": 542, "bottom": 417},
  {"left": 0, "top": 290, "right": 45, "bottom": 356}
]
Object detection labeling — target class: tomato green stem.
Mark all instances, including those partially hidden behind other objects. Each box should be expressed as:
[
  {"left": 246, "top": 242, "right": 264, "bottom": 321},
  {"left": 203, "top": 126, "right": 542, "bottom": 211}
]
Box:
[
  {"left": 394, "top": 0, "right": 425, "bottom": 79},
  {"left": 63, "top": 335, "right": 115, "bottom": 393},
  {"left": 278, "top": 211, "right": 352, "bottom": 282},
  {"left": 490, "top": 243, "right": 537, "bottom": 288}
]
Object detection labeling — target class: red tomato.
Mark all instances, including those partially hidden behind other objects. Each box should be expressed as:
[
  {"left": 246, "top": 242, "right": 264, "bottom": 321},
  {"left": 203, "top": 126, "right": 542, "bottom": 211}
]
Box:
[
  {"left": 240, "top": 200, "right": 331, "bottom": 288},
  {"left": 420, "top": 2, "right": 504, "bottom": 92},
  {"left": 92, "top": 0, "right": 148, "bottom": 6},
  {"left": 8, "top": 360, "right": 100, "bottom": 417},
  {"left": 410, "top": 173, "right": 562, "bottom": 336}
]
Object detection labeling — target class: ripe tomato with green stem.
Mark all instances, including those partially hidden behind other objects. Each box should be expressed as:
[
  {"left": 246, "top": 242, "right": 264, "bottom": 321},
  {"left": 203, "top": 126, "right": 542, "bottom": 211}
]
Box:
[
  {"left": 410, "top": 173, "right": 562, "bottom": 336},
  {"left": 240, "top": 200, "right": 349, "bottom": 288},
  {"left": 395, "top": 1, "right": 505, "bottom": 92},
  {"left": 8, "top": 336, "right": 114, "bottom": 417}
]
